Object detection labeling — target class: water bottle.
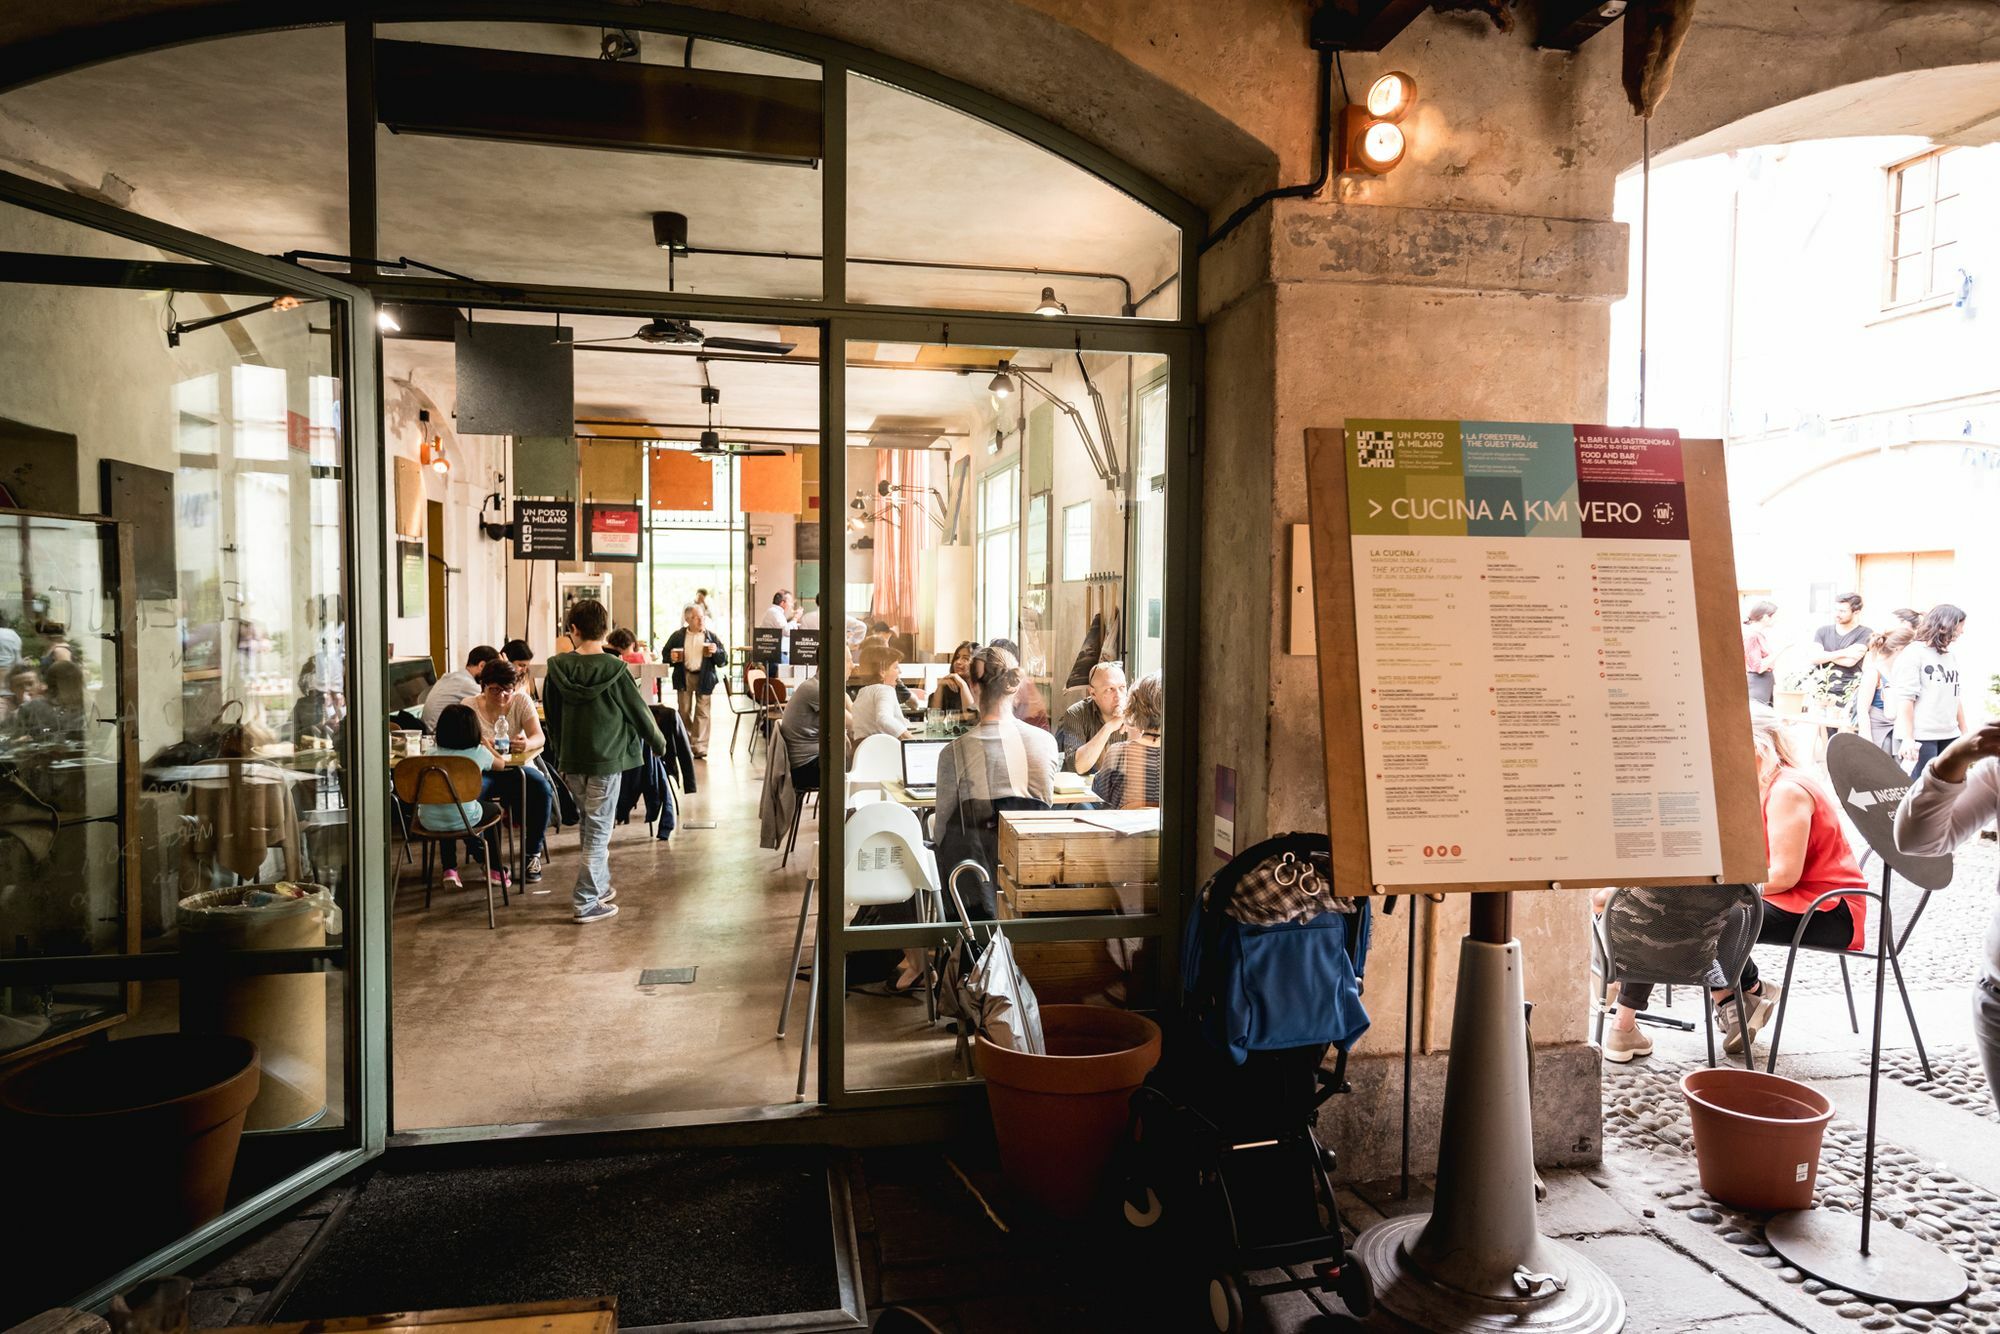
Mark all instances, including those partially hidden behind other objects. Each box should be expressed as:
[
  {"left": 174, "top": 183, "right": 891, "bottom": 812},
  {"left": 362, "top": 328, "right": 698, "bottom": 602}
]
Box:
[{"left": 494, "top": 716, "right": 510, "bottom": 755}]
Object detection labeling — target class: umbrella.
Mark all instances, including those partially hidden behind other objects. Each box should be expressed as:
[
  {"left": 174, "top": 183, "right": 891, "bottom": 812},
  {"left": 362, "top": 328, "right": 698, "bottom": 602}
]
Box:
[{"left": 940, "top": 862, "right": 1045, "bottom": 1055}]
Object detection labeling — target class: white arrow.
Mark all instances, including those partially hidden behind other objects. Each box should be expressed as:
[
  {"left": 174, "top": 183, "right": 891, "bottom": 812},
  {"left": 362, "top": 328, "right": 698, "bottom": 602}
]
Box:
[
  {"left": 1849, "top": 790, "right": 1878, "bottom": 811},
  {"left": 1368, "top": 499, "right": 1383, "bottom": 518}
]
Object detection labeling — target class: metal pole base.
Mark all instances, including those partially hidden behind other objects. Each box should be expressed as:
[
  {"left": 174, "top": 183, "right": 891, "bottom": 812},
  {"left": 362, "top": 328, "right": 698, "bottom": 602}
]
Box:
[
  {"left": 1767, "top": 1210, "right": 1967, "bottom": 1308},
  {"left": 1354, "top": 935, "right": 1625, "bottom": 1333}
]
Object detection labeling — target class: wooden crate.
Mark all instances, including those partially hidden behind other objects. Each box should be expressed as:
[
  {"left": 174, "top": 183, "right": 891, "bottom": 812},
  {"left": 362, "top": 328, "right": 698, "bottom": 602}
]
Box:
[{"left": 997, "top": 809, "right": 1160, "bottom": 888}]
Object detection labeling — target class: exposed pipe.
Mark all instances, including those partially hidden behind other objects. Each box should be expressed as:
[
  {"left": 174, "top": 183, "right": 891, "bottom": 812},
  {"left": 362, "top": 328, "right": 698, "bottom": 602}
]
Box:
[
  {"left": 1199, "top": 46, "right": 1333, "bottom": 255},
  {"left": 682, "top": 245, "right": 1139, "bottom": 316}
]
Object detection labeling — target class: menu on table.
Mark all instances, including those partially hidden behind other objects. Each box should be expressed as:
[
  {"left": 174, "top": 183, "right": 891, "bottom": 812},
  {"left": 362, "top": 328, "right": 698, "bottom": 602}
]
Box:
[{"left": 1343, "top": 419, "right": 1720, "bottom": 886}]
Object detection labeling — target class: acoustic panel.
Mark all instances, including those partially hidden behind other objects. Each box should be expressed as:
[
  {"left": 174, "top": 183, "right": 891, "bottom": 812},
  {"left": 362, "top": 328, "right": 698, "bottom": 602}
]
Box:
[
  {"left": 455, "top": 318, "right": 574, "bottom": 438},
  {"left": 514, "top": 436, "right": 579, "bottom": 499},
  {"left": 740, "top": 453, "right": 803, "bottom": 515}
]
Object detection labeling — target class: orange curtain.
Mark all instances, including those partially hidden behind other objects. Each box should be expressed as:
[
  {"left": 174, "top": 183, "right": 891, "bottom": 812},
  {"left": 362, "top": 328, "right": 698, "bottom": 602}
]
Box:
[{"left": 871, "top": 449, "right": 928, "bottom": 634}]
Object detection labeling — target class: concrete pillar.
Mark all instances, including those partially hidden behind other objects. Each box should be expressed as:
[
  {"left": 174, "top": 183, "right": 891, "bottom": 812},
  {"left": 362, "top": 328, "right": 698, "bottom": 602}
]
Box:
[{"left": 1198, "top": 190, "right": 1628, "bottom": 1179}]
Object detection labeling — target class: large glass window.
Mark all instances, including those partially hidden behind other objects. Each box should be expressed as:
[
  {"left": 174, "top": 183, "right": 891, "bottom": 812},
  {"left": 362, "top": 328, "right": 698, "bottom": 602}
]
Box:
[
  {"left": 835, "top": 335, "right": 1172, "bottom": 1093},
  {"left": 845, "top": 74, "right": 1182, "bottom": 319},
  {"left": 0, "top": 196, "right": 368, "bottom": 1312}
]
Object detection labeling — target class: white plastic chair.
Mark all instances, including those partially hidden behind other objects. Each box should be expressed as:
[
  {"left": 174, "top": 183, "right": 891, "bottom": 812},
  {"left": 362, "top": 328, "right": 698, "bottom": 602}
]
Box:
[
  {"left": 778, "top": 803, "right": 942, "bottom": 1100},
  {"left": 847, "top": 731, "right": 904, "bottom": 807}
]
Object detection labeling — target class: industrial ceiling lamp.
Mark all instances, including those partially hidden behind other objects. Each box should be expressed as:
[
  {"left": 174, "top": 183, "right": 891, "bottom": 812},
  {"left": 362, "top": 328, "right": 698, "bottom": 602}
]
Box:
[
  {"left": 376, "top": 307, "right": 401, "bottom": 333},
  {"left": 418, "top": 409, "right": 450, "bottom": 477},
  {"left": 1033, "top": 286, "right": 1067, "bottom": 316},
  {"left": 988, "top": 361, "right": 1014, "bottom": 399},
  {"left": 1341, "top": 71, "right": 1417, "bottom": 175}
]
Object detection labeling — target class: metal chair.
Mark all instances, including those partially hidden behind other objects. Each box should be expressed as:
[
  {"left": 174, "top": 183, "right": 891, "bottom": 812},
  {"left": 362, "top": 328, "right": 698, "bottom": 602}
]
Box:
[
  {"left": 1762, "top": 882, "right": 1935, "bottom": 1078},
  {"left": 726, "top": 669, "right": 765, "bottom": 751},
  {"left": 391, "top": 755, "right": 511, "bottom": 930},
  {"left": 778, "top": 803, "right": 943, "bottom": 1099},
  {"left": 1592, "top": 883, "right": 1763, "bottom": 1069}
]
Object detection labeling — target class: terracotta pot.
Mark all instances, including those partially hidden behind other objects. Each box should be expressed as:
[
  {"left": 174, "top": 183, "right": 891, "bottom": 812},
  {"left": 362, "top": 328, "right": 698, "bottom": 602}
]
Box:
[
  {"left": 1681, "top": 1067, "right": 1832, "bottom": 1212},
  {"left": 976, "top": 1005, "right": 1161, "bottom": 1217},
  {"left": 0, "top": 1034, "right": 261, "bottom": 1263}
]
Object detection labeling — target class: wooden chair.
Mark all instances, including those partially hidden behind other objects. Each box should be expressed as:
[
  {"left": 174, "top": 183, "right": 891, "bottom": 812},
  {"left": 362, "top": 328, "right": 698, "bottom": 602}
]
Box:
[{"left": 391, "top": 755, "right": 511, "bottom": 929}]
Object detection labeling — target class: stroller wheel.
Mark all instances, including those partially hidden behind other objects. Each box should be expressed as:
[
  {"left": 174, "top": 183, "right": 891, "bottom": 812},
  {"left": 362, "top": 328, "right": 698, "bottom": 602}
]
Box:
[
  {"left": 1122, "top": 1186, "right": 1163, "bottom": 1229},
  {"left": 1206, "top": 1273, "right": 1244, "bottom": 1332},
  {"left": 1336, "top": 1250, "right": 1375, "bottom": 1318}
]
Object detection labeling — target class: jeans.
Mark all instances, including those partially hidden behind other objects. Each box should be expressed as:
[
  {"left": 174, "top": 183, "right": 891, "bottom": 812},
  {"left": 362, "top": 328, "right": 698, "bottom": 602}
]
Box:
[
  {"left": 1977, "top": 904, "right": 2000, "bottom": 1112},
  {"left": 1909, "top": 737, "right": 1952, "bottom": 781},
  {"left": 484, "top": 762, "right": 554, "bottom": 859},
  {"left": 564, "top": 771, "right": 621, "bottom": 914}
]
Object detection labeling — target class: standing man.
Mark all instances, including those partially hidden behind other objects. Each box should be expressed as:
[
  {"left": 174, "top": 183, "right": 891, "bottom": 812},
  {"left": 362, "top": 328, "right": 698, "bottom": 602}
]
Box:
[
  {"left": 1810, "top": 592, "right": 1871, "bottom": 740},
  {"left": 1055, "top": 661, "right": 1129, "bottom": 775},
  {"left": 544, "top": 599, "right": 666, "bottom": 924},
  {"left": 664, "top": 603, "right": 728, "bottom": 759}
]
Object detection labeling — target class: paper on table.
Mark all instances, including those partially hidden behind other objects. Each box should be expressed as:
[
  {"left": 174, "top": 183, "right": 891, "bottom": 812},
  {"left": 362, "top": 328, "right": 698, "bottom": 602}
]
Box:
[{"left": 1073, "top": 810, "right": 1162, "bottom": 836}]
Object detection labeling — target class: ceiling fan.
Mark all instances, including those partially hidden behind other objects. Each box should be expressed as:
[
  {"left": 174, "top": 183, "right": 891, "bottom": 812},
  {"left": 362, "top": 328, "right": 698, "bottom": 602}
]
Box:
[
  {"left": 570, "top": 316, "right": 796, "bottom": 355},
  {"left": 690, "top": 385, "right": 787, "bottom": 457}
]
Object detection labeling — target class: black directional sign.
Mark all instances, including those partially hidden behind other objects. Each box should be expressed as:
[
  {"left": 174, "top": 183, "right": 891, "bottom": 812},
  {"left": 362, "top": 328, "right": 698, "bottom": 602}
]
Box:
[{"left": 1824, "top": 732, "right": 1953, "bottom": 890}]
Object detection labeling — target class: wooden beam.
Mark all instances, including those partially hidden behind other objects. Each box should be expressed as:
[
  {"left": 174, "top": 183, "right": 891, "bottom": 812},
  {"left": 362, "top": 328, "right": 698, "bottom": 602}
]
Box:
[
  {"left": 1537, "top": 0, "right": 1627, "bottom": 51},
  {"left": 1311, "top": 0, "right": 1434, "bottom": 53}
]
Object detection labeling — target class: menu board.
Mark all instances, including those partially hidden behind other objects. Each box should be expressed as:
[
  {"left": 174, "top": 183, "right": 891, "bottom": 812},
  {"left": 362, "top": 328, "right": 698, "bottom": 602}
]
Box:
[{"left": 1342, "top": 420, "right": 1721, "bottom": 886}]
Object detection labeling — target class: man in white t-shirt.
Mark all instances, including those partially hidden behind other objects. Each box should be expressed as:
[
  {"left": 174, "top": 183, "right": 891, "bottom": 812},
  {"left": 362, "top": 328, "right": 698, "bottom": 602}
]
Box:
[
  {"left": 422, "top": 644, "right": 499, "bottom": 731},
  {"left": 758, "top": 591, "right": 797, "bottom": 630}
]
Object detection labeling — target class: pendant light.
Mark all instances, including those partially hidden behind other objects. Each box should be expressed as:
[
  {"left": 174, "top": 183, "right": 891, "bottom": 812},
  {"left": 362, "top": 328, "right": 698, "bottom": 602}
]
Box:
[
  {"left": 1034, "top": 286, "right": 1067, "bottom": 316},
  {"left": 988, "top": 360, "right": 1014, "bottom": 399}
]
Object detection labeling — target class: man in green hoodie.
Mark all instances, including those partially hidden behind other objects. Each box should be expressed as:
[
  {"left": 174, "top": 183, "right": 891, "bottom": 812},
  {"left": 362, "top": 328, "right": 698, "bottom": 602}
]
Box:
[{"left": 544, "top": 598, "right": 667, "bottom": 923}]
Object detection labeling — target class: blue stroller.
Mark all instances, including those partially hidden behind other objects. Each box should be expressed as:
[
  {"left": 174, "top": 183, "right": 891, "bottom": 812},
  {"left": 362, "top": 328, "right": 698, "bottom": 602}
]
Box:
[{"left": 1120, "top": 833, "right": 1374, "bottom": 1331}]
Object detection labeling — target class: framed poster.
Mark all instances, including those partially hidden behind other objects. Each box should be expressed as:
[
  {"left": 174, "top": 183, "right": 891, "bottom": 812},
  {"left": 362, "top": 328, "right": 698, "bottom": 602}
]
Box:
[
  {"left": 1306, "top": 420, "right": 1763, "bottom": 893},
  {"left": 513, "top": 500, "right": 577, "bottom": 560},
  {"left": 584, "top": 503, "right": 643, "bottom": 562},
  {"left": 396, "top": 541, "right": 426, "bottom": 618}
]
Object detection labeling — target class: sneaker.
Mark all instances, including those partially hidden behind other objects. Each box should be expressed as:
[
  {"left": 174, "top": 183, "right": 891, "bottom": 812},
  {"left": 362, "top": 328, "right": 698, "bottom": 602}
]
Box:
[
  {"left": 442, "top": 869, "right": 463, "bottom": 889},
  {"left": 1723, "top": 985, "right": 1779, "bottom": 1056},
  {"left": 492, "top": 870, "right": 512, "bottom": 892},
  {"left": 574, "top": 901, "right": 620, "bottom": 925},
  {"left": 1602, "top": 1025, "right": 1653, "bottom": 1064},
  {"left": 600, "top": 887, "right": 617, "bottom": 904},
  {"left": 527, "top": 854, "right": 545, "bottom": 884}
]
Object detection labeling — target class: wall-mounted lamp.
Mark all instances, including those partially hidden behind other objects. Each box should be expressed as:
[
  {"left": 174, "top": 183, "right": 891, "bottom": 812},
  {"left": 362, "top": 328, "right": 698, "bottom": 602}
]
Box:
[
  {"left": 1341, "top": 71, "right": 1417, "bottom": 175},
  {"left": 988, "top": 361, "right": 1014, "bottom": 399},
  {"left": 376, "top": 308, "right": 401, "bottom": 333},
  {"left": 418, "top": 409, "right": 450, "bottom": 477},
  {"left": 1033, "top": 286, "right": 1067, "bottom": 317}
]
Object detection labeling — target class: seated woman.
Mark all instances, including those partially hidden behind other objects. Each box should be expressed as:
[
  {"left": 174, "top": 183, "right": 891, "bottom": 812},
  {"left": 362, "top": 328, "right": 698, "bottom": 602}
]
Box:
[
  {"left": 1091, "top": 672, "right": 1163, "bottom": 810},
  {"left": 607, "top": 628, "right": 650, "bottom": 664},
  {"left": 934, "top": 646, "right": 1057, "bottom": 909},
  {"left": 420, "top": 704, "right": 507, "bottom": 892},
  {"left": 1601, "top": 706, "right": 1868, "bottom": 1062},
  {"left": 929, "top": 640, "right": 979, "bottom": 717},
  {"left": 466, "top": 658, "right": 554, "bottom": 886},
  {"left": 848, "top": 642, "right": 912, "bottom": 745}
]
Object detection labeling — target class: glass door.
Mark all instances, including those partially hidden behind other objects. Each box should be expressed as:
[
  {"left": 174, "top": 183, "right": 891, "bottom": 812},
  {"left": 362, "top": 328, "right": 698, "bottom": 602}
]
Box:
[
  {"left": 0, "top": 170, "right": 386, "bottom": 1318},
  {"left": 817, "top": 315, "right": 1193, "bottom": 1106}
]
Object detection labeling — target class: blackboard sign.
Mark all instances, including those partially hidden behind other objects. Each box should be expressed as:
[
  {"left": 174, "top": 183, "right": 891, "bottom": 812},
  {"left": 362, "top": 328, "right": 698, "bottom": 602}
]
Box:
[
  {"left": 514, "top": 500, "right": 577, "bottom": 560},
  {"left": 792, "top": 629, "right": 821, "bottom": 667},
  {"left": 752, "top": 627, "right": 784, "bottom": 662},
  {"left": 1825, "top": 732, "right": 1954, "bottom": 889}
]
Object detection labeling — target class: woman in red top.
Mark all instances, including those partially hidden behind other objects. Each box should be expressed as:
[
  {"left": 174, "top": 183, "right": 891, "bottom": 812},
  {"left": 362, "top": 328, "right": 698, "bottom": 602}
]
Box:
[{"left": 1718, "top": 706, "right": 1870, "bottom": 1054}]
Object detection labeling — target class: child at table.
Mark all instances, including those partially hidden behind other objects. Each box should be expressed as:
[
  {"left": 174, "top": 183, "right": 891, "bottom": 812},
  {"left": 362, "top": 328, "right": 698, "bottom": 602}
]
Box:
[{"left": 420, "top": 704, "right": 508, "bottom": 892}]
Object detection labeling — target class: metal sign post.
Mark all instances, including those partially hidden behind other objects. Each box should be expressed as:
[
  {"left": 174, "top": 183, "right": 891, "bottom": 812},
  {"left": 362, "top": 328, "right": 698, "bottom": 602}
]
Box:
[{"left": 1764, "top": 733, "right": 1966, "bottom": 1306}]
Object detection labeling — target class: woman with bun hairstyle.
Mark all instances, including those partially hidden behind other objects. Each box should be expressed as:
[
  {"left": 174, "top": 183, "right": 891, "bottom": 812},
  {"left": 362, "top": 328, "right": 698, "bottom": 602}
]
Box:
[{"left": 933, "top": 645, "right": 1057, "bottom": 917}]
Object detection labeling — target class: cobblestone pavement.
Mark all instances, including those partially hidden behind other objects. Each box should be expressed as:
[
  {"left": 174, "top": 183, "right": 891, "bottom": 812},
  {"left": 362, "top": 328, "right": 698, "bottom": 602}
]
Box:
[
  {"left": 1604, "top": 1053, "right": 2000, "bottom": 1331},
  {"left": 1883, "top": 1045, "right": 2000, "bottom": 1126}
]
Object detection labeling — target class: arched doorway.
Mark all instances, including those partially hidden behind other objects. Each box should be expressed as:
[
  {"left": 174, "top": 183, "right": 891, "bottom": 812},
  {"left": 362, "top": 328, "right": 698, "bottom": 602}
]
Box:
[{"left": 0, "top": 6, "right": 1202, "bottom": 1313}]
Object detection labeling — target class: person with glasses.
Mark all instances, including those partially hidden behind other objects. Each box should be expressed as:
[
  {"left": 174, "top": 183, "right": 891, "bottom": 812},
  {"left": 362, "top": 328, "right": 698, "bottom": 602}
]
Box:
[
  {"left": 468, "top": 657, "right": 553, "bottom": 886},
  {"left": 1055, "top": 661, "right": 1129, "bottom": 775}
]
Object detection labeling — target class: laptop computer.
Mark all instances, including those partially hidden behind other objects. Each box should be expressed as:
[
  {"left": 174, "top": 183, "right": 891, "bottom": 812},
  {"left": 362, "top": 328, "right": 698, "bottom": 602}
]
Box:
[{"left": 900, "top": 738, "right": 947, "bottom": 799}]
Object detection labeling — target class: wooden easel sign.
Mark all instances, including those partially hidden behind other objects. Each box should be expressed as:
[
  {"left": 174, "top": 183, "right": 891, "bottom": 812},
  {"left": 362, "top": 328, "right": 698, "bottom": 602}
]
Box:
[{"left": 1304, "top": 421, "right": 1764, "bottom": 894}]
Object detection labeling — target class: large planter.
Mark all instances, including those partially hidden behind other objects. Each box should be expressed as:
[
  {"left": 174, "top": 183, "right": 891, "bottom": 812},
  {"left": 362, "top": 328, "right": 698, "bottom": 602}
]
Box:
[
  {"left": 1681, "top": 1067, "right": 1832, "bottom": 1211},
  {"left": 179, "top": 885, "right": 330, "bottom": 1130},
  {"left": 976, "top": 1005, "right": 1161, "bottom": 1217},
  {"left": 0, "top": 1034, "right": 260, "bottom": 1264}
]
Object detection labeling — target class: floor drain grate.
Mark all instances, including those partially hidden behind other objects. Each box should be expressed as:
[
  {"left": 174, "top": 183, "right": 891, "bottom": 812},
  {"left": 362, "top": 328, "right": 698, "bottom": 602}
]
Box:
[{"left": 639, "top": 967, "right": 697, "bottom": 985}]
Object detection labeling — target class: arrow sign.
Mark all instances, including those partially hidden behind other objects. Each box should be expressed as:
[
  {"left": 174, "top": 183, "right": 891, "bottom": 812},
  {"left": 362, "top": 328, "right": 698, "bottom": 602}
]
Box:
[
  {"left": 1368, "top": 498, "right": 1383, "bottom": 518},
  {"left": 1825, "top": 732, "right": 1953, "bottom": 890}
]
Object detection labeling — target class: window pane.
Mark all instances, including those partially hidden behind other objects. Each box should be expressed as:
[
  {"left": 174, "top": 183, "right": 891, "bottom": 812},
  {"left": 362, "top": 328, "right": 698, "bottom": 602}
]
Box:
[
  {"left": 846, "top": 74, "right": 1181, "bottom": 319},
  {"left": 1930, "top": 241, "right": 1960, "bottom": 299},
  {"left": 1891, "top": 256, "right": 1924, "bottom": 304},
  {"left": 1892, "top": 157, "right": 1932, "bottom": 213},
  {"left": 1890, "top": 204, "right": 1925, "bottom": 258},
  {"left": 379, "top": 22, "right": 822, "bottom": 301},
  {"left": 0, "top": 29, "right": 348, "bottom": 258},
  {"left": 1062, "top": 500, "right": 1093, "bottom": 582},
  {"left": 1932, "top": 195, "right": 1960, "bottom": 248},
  {"left": 1936, "top": 148, "right": 1966, "bottom": 197}
]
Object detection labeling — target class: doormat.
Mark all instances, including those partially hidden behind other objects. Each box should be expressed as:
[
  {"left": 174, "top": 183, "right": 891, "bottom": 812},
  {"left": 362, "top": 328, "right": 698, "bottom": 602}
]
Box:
[
  {"left": 640, "top": 966, "right": 697, "bottom": 985},
  {"left": 276, "top": 1148, "right": 863, "bottom": 1331}
]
